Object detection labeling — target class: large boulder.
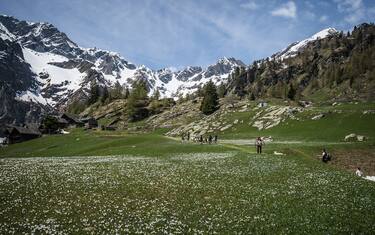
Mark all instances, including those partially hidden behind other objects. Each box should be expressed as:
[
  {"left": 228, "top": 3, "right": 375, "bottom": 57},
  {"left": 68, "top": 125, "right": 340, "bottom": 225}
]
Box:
[
  {"left": 345, "top": 133, "right": 357, "bottom": 141},
  {"left": 311, "top": 114, "right": 325, "bottom": 120},
  {"left": 344, "top": 133, "right": 367, "bottom": 142}
]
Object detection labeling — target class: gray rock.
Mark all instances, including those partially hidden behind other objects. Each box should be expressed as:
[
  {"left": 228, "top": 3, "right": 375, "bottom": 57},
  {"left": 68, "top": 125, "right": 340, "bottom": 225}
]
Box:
[{"left": 311, "top": 114, "right": 325, "bottom": 120}]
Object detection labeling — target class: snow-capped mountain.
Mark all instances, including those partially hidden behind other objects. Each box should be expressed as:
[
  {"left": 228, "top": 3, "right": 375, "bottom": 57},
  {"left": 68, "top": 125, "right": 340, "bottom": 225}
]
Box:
[
  {"left": 272, "top": 28, "right": 338, "bottom": 60},
  {"left": 0, "top": 15, "right": 244, "bottom": 107},
  {"left": 0, "top": 14, "right": 343, "bottom": 125}
]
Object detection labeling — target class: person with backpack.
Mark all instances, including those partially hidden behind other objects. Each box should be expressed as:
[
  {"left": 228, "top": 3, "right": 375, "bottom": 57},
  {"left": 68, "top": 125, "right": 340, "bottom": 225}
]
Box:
[
  {"left": 322, "top": 149, "right": 331, "bottom": 163},
  {"left": 255, "top": 137, "right": 264, "bottom": 154},
  {"left": 181, "top": 134, "right": 185, "bottom": 143}
]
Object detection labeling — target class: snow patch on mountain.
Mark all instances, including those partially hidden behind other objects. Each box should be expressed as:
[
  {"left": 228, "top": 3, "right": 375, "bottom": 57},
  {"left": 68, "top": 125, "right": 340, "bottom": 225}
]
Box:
[
  {"left": 274, "top": 28, "right": 338, "bottom": 60},
  {"left": 23, "top": 48, "right": 84, "bottom": 105},
  {"left": 15, "top": 90, "right": 48, "bottom": 105},
  {"left": 0, "top": 22, "right": 15, "bottom": 41}
]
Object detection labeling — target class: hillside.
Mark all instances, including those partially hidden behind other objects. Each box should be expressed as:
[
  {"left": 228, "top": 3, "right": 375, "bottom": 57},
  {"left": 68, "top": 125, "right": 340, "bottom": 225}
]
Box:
[{"left": 227, "top": 23, "right": 375, "bottom": 102}]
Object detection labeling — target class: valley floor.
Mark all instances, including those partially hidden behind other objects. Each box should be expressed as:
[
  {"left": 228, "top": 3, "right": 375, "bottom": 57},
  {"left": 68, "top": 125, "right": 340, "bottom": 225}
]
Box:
[{"left": 0, "top": 130, "right": 375, "bottom": 233}]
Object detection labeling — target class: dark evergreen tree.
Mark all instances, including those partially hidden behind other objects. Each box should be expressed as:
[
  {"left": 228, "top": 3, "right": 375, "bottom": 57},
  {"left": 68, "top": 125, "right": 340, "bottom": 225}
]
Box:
[
  {"left": 124, "top": 86, "right": 130, "bottom": 99},
  {"left": 100, "top": 87, "right": 109, "bottom": 103},
  {"left": 200, "top": 80, "right": 219, "bottom": 115},
  {"left": 217, "top": 82, "right": 226, "bottom": 98},
  {"left": 126, "top": 80, "right": 149, "bottom": 121},
  {"left": 40, "top": 115, "right": 59, "bottom": 133},
  {"left": 287, "top": 83, "right": 296, "bottom": 100},
  {"left": 152, "top": 88, "right": 160, "bottom": 101},
  {"left": 249, "top": 92, "right": 256, "bottom": 101},
  {"left": 111, "top": 81, "right": 123, "bottom": 99},
  {"left": 88, "top": 81, "right": 100, "bottom": 105}
]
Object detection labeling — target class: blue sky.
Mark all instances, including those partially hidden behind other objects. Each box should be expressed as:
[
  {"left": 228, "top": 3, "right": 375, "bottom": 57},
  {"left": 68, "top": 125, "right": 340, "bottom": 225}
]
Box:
[{"left": 0, "top": 0, "right": 374, "bottom": 69}]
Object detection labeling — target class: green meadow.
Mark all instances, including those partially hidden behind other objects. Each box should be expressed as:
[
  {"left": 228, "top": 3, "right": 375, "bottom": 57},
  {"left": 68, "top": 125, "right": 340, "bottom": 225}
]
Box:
[{"left": 0, "top": 103, "right": 374, "bottom": 233}]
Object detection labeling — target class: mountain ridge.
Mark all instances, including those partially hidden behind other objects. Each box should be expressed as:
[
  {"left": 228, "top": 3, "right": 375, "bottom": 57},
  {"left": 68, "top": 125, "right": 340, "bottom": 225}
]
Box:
[{"left": 0, "top": 14, "right": 366, "bottom": 126}]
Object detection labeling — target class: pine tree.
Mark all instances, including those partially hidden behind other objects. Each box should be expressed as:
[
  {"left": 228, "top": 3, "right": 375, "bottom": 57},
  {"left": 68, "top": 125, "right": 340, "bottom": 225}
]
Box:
[
  {"left": 100, "top": 87, "right": 109, "bottom": 103},
  {"left": 200, "top": 80, "right": 219, "bottom": 115},
  {"left": 41, "top": 116, "right": 59, "bottom": 133},
  {"left": 217, "top": 82, "right": 226, "bottom": 98},
  {"left": 112, "top": 81, "right": 123, "bottom": 99},
  {"left": 88, "top": 81, "right": 100, "bottom": 105},
  {"left": 287, "top": 83, "right": 296, "bottom": 100},
  {"left": 248, "top": 92, "right": 256, "bottom": 101},
  {"left": 124, "top": 86, "right": 130, "bottom": 99},
  {"left": 126, "top": 80, "right": 149, "bottom": 121},
  {"left": 152, "top": 88, "right": 160, "bottom": 101}
]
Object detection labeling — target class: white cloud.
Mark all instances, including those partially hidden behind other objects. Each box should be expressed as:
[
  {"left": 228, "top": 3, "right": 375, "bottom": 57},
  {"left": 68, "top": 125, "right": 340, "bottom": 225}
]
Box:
[
  {"left": 271, "top": 1, "right": 297, "bottom": 19},
  {"left": 240, "top": 1, "right": 259, "bottom": 10},
  {"left": 319, "top": 15, "right": 328, "bottom": 23},
  {"left": 334, "top": 0, "right": 365, "bottom": 24},
  {"left": 335, "top": 0, "right": 362, "bottom": 12}
]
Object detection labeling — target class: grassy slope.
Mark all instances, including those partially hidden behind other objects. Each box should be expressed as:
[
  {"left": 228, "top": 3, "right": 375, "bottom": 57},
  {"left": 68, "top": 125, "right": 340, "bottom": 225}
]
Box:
[{"left": 219, "top": 102, "right": 375, "bottom": 141}]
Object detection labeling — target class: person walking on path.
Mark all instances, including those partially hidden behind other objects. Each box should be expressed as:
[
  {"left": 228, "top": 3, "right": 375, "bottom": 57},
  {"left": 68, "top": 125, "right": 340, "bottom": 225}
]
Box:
[{"left": 255, "top": 137, "right": 264, "bottom": 154}]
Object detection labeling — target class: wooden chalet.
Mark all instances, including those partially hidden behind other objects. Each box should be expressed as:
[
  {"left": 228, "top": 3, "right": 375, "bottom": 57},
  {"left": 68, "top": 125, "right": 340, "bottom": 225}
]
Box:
[
  {"left": 5, "top": 126, "right": 42, "bottom": 144},
  {"left": 56, "top": 117, "right": 70, "bottom": 128},
  {"left": 81, "top": 117, "right": 98, "bottom": 129},
  {"left": 60, "top": 113, "right": 84, "bottom": 127}
]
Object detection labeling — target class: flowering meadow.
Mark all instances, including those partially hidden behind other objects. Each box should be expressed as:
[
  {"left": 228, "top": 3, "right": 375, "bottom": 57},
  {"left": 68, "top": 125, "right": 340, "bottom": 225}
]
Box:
[{"left": 1, "top": 151, "right": 374, "bottom": 234}]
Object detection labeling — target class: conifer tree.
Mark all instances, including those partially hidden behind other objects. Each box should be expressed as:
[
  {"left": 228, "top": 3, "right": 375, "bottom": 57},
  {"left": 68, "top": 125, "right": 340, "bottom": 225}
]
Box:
[
  {"left": 200, "top": 80, "right": 219, "bottom": 115},
  {"left": 217, "top": 82, "right": 226, "bottom": 98},
  {"left": 152, "top": 88, "right": 160, "bottom": 101},
  {"left": 88, "top": 81, "right": 100, "bottom": 105},
  {"left": 124, "top": 86, "right": 130, "bottom": 99},
  {"left": 126, "top": 80, "right": 149, "bottom": 121},
  {"left": 287, "top": 83, "right": 296, "bottom": 100},
  {"left": 112, "top": 81, "right": 123, "bottom": 99},
  {"left": 100, "top": 87, "right": 109, "bottom": 104}
]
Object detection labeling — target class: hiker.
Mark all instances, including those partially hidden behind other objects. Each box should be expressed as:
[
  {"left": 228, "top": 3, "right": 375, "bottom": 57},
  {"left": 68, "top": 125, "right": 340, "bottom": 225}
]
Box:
[
  {"left": 255, "top": 137, "right": 264, "bottom": 154},
  {"left": 208, "top": 135, "right": 213, "bottom": 144},
  {"left": 322, "top": 149, "right": 330, "bottom": 163},
  {"left": 356, "top": 167, "right": 364, "bottom": 177},
  {"left": 187, "top": 132, "right": 190, "bottom": 141},
  {"left": 214, "top": 135, "right": 218, "bottom": 144}
]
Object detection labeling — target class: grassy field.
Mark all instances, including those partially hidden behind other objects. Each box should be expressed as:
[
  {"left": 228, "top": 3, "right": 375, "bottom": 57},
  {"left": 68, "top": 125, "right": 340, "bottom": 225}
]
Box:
[
  {"left": 1, "top": 129, "right": 375, "bottom": 233},
  {"left": 0, "top": 102, "right": 374, "bottom": 233},
  {"left": 0, "top": 129, "right": 229, "bottom": 158}
]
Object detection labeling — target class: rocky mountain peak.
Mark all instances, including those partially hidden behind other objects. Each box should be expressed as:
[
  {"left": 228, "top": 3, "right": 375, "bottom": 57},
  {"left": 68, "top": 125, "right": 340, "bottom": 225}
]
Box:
[
  {"left": 272, "top": 27, "right": 338, "bottom": 61},
  {"left": 0, "top": 15, "right": 247, "bottom": 124}
]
